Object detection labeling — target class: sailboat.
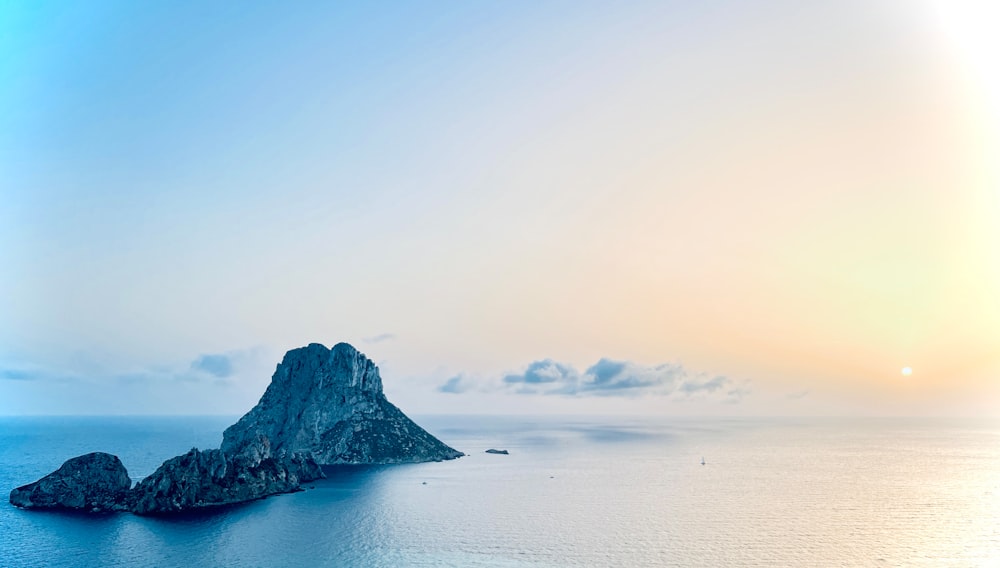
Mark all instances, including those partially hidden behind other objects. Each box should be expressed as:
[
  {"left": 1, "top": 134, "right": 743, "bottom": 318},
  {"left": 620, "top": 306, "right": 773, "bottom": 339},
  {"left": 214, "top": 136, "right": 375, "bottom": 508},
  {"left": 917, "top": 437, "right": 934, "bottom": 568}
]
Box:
[{"left": 700, "top": 457, "right": 705, "bottom": 466}]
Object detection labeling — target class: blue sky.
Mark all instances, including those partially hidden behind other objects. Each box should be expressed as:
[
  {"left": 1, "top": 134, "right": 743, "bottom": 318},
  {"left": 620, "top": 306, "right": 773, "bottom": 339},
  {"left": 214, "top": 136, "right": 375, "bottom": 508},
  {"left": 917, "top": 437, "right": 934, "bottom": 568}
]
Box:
[{"left": 2, "top": 1, "right": 998, "bottom": 416}]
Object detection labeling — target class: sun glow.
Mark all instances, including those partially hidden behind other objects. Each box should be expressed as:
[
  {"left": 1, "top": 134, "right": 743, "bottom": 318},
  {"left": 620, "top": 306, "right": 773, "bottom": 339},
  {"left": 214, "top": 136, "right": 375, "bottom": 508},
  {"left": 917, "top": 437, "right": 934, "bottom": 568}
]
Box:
[
  {"left": 923, "top": 0, "right": 1000, "bottom": 375},
  {"left": 926, "top": 0, "right": 1000, "bottom": 129},
  {"left": 901, "top": 367, "right": 913, "bottom": 377}
]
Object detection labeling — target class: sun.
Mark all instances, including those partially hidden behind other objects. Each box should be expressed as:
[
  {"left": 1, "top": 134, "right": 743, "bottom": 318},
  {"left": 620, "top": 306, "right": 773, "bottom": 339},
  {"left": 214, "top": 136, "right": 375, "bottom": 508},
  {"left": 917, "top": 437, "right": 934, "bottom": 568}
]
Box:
[{"left": 901, "top": 367, "right": 913, "bottom": 377}]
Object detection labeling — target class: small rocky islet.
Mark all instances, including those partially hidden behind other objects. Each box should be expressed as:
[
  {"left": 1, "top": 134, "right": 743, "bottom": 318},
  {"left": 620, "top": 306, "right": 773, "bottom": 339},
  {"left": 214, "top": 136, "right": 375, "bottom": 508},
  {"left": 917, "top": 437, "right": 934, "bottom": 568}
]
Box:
[
  {"left": 9, "top": 452, "right": 132, "bottom": 512},
  {"left": 8, "top": 342, "right": 463, "bottom": 515}
]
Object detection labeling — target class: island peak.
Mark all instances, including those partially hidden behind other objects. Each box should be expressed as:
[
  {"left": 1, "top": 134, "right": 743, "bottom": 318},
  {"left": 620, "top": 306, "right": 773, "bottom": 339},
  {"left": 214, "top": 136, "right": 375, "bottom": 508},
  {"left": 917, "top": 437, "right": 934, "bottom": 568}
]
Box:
[{"left": 222, "top": 342, "right": 462, "bottom": 464}]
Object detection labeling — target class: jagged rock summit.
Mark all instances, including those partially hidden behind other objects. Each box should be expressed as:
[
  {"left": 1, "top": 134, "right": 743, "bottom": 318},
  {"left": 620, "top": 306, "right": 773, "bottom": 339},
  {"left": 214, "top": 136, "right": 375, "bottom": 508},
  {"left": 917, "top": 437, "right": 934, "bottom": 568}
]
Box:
[
  {"left": 9, "top": 342, "right": 462, "bottom": 515},
  {"left": 222, "top": 342, "right": 463, "bottom": 464}
]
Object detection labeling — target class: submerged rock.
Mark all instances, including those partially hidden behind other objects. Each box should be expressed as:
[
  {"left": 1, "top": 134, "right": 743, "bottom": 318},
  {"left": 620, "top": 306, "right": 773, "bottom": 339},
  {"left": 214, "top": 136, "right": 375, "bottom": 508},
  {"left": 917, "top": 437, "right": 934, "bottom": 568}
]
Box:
[
  {"left": 222, "top": 342, "right": 463, "bottom": 464},
  {"left": 9, "top": 452, "right": 131, "bottom": 512},
  {"left": 131, "top": 436, "right": 323, "bottom": 515},
  {"left": 484, "top": 449, "right": 509, "bottom": 455}
]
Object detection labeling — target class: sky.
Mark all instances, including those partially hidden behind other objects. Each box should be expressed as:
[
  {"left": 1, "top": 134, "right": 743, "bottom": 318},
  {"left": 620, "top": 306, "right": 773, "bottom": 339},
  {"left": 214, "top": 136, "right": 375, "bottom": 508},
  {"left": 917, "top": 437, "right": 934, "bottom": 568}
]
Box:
[{"left": 2, "top": 0, "right": 998, "bottom": 416}]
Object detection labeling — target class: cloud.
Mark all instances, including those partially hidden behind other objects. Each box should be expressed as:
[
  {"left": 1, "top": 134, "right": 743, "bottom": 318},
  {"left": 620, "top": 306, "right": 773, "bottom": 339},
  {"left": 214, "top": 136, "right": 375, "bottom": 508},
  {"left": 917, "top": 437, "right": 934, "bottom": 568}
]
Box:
[
  {"left": 0, "top": 347, "right": 269, "bottom": 399},
  {"left": 438, "top": 375, "right": 471, "bottom": 394},
  {"left": 786, "top": 389, "right": 810, "bottom": 400},
  {"left": 574, "top": 359, "right": 685, "bottom": 394},
  {"left": 115, "top": 348, "right": 265, "bottom": 386},
  {"left": 0, "top": 365, "right": 80, "bottom": 383},
  {"left": 0, "top": 368, "right": 34, "bottom": 381},
  {"left": 363, "top": 333, "right": 396, "bottom": 344},
  {"left": 724, "top": 382, "right": 752, "bottom": 404},
  {"left": 439, "top": 356, "right": 749, "bottom": 403},
  {"left": 503, "top": 359, "right": 578, "bottom": 385},
  {"left": 678, "top": 374, "right": 729, "bottom": 395},
  {"left": 586, "top": 359, "right": 628, "bottom": 384},
  {"left": 190, "top": 354, "right": 234, "bottom": 378}
]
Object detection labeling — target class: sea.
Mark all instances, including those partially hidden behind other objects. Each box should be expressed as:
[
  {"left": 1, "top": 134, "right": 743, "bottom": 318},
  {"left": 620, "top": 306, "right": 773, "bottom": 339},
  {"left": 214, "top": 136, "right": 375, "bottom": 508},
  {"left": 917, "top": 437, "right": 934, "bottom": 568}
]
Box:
[{"left": 0, "top": 415, "right": 998, "bottom": 567}]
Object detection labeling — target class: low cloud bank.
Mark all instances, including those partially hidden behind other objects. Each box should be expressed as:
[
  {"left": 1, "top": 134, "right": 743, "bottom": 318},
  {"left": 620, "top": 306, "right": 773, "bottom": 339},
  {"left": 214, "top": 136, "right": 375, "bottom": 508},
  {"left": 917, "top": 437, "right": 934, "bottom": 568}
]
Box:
[{"left": 440, "top": 356, "right": 750, "bottom": 402}]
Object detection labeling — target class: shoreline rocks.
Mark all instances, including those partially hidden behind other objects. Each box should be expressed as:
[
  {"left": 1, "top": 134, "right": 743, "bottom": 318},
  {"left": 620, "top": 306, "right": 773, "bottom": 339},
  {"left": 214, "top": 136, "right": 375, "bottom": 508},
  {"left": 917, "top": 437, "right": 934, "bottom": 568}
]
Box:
[{"left": 131, "top": 439, "right": 323, "bottom": 515}]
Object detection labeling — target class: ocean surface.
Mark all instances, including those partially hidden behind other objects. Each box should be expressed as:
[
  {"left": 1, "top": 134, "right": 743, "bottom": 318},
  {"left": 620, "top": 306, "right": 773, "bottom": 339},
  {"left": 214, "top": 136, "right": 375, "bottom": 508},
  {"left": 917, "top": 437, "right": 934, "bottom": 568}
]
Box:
[{"left": 1, "top": 415, "right": 998, "bottom": 567}]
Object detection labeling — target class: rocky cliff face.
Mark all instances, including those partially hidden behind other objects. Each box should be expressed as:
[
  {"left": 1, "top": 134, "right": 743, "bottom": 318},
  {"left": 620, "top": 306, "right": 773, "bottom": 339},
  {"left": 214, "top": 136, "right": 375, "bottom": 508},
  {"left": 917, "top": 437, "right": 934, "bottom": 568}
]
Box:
[
  {"left": 9, "top": 452, "right": 131, "bottom": 512},
  {"left": 131, "top": 435, "right": 323, "bottom": 515},
  {"left": 9, "top": 342, "right": 462, "bottom": 515},
  {"left": 221, "top": 342, "right": 463, "bottom": 464}
]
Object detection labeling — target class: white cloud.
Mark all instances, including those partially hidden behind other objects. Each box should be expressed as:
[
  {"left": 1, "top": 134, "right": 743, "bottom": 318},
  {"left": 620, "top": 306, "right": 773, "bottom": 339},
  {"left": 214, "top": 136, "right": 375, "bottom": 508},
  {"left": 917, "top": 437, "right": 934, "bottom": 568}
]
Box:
[{"left": 440, "top": 356, "right": 749, "bottom": 403}]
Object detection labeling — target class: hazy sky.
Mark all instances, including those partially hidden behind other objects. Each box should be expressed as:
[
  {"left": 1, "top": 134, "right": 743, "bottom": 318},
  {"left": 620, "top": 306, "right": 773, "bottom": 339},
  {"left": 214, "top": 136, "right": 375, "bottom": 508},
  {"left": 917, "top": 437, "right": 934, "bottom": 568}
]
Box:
[{"left": 2, "top": 0, "right": 998, "bottom": 416}]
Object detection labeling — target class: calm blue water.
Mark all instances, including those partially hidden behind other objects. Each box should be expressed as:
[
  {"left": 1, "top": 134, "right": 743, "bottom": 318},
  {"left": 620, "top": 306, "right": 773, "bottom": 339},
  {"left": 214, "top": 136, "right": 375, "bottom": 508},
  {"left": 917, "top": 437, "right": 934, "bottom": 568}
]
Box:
[{"left": 1, "top": 415, "right": 998, "bottom": 567}]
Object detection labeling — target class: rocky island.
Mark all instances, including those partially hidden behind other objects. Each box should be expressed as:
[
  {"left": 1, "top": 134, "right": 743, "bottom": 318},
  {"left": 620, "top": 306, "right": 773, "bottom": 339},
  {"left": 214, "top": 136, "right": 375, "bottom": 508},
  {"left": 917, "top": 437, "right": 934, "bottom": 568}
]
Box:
[
  {"left": 9, "top": 452, "right": 132, "bottom": 512},
  {"left": 9, "top": 342, "right": 463, "bottom": 515}
]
